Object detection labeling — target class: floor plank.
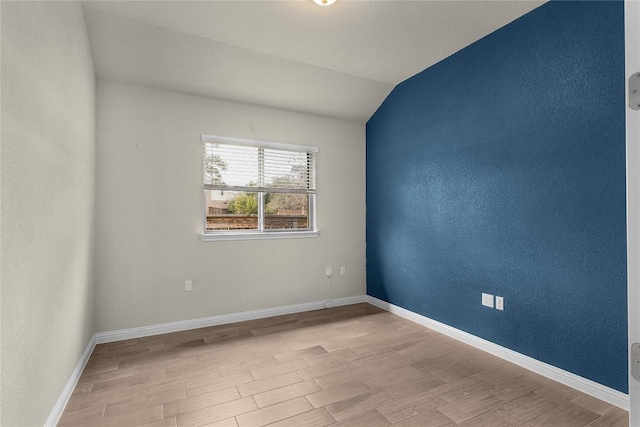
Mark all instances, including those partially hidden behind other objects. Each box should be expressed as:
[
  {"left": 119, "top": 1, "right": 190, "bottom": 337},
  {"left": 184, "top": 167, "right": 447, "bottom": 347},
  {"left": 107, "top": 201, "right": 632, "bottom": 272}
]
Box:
[{"left": 235, "top": 397, "right": 313, "bottom": 427}]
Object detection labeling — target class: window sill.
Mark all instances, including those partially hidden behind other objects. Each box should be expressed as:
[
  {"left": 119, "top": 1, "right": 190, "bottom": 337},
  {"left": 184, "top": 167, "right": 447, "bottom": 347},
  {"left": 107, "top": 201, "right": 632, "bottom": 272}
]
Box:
[{"left": 200, "top": 230, "right": 320, "bottom": 242}]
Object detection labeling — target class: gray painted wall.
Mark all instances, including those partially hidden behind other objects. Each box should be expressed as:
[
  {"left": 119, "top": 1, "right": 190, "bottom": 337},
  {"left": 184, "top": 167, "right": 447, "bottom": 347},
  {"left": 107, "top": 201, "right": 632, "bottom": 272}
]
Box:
[
  {"left": 94, "top": 81, "right": 366, "bottom": 332},
  {"left": 1, "top": 2, "right": 97, "bottom": 425}
]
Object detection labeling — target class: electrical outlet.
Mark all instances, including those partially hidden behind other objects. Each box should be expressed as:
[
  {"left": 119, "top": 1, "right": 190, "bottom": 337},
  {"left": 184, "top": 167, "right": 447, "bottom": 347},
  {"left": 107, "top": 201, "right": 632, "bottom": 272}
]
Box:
[
  {"left": 325, "top": 267, "right": 332, "bottom": 277},
  {"left": 185, "top": 280, "right": 193, "bottom": 291},
  {"left": 340, "top": 266, "right": 346, "bottom": 275},
  {"left": 482, "top": 293, "right": 494, "bottom": 308},
  {"left": 496, "top": 296, "right": 504, "bottom": 311}
]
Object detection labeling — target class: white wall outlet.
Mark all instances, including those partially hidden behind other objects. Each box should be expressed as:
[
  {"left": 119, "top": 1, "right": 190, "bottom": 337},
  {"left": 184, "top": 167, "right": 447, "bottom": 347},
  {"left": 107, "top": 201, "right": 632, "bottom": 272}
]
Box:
[
  {"left": 325, "top": 267, "right": 332, "bottom": 278},
  {"left": 185, "top": 280, "right": 193, "bottom": 291},
  {"left": 496, "top": 296, "right": 504, "bottom": 311},
  {"left": 482, "top": 293, "right": 494, "bottom": 308},
  {"left": 340, "top": 266, "right": 346, "bottom": 275}
]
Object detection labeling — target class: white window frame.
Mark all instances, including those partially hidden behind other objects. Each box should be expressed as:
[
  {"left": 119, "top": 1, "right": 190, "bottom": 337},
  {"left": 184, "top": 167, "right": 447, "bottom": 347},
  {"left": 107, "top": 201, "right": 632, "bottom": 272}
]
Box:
[{"left": 200, "top": 135, "right": 319, "bottom": 241}]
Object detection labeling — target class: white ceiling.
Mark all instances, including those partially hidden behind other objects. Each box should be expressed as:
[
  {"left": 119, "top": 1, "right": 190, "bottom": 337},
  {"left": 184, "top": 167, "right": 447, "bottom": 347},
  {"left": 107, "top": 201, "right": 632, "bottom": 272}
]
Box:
[{"left": 82, "top": 0, "right": 545, "bottom": 122}]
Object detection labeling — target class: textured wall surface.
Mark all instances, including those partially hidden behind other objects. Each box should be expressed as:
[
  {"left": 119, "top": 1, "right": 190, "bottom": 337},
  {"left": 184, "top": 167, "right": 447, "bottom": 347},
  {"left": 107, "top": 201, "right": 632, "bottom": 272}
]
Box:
[
  {"left": 366, "top": 1, "right": 627, "bottom": 392},
  {"left": 95, "top": 81, "right": 365, "bottom": 333},
  {"left": 1, "top": 2, "right": 96, "bottom": 425}
]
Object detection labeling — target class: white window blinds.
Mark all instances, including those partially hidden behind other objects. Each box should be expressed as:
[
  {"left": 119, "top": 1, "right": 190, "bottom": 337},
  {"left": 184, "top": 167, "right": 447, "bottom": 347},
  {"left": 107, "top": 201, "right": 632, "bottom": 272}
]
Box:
[{"left": 202, "top": 135, "right": 317, "bottom": 194}]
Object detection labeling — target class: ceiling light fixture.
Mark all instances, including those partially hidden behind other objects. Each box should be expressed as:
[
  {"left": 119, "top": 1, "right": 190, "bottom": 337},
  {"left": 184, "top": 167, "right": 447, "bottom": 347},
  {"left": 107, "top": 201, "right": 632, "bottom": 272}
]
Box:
[{"left": 312, "top": 0, "right": 337, "bottom": 6}]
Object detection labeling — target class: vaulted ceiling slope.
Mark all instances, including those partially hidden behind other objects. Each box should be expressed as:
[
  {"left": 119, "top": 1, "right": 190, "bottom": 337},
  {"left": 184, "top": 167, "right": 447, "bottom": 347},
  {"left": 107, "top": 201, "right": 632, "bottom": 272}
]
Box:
[{"left": 82, "top": 1, "right": 545, "bottom": 122}]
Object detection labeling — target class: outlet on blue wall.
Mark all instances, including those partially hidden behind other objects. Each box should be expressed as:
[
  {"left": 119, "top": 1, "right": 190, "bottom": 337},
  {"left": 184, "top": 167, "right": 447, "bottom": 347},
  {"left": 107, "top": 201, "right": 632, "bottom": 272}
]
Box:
[{"left": 366, "top": 1, "right": 627, "bottom": 393}]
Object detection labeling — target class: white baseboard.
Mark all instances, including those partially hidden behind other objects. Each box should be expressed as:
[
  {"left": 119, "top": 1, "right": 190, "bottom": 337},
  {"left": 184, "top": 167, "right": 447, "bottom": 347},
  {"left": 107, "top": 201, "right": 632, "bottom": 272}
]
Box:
[
  {"left": 366, "top": 295, "right": 629, "bottom": 411},
  {"left": 95, "top": 295, "right": 366, "bottom": 344},
  {"left": 44, "top": 334, "right": 96, "bottom": 426}
]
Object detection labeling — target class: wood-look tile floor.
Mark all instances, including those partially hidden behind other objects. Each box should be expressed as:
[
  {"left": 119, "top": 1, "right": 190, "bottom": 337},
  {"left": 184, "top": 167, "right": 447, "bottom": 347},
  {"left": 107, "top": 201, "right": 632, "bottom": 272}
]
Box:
[{"left": 59, "top": 304, "right": 628, "bottom": 427}]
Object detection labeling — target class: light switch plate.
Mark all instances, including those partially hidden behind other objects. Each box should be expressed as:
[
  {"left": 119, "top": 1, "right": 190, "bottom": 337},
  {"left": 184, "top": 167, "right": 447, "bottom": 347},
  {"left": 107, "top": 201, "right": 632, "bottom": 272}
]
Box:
[
  {"left": 482, "top": 293, "right": 494, "bottom": 308},
  {"left": 630, "top": 72, "right": 640, "bottom": 110},
  {"left": 632, "top": 343, "right": 640, "bottom": 382}
]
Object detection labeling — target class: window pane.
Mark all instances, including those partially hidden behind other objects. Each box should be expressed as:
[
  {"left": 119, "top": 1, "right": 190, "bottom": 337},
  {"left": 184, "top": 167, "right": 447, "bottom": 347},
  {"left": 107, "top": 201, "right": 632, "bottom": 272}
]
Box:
[
  {"left": 264, "top": 193, "right": 310, "bottom": 230},
  {"left": 264, "top": 149, "right": 312, "bottom": 191},
  {"left": 205, "top": 190, "right": 258, "bottom": 231},
  {"left": 204, "top": 143, "right": 258, "bottom": 188}
]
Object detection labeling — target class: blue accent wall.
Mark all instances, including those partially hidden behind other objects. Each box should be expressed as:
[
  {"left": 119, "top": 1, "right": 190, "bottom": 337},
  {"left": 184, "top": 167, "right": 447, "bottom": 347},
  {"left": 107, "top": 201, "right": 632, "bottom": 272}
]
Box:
[{"left": 366, "top": 1, "right": 627, "bottom": 393}]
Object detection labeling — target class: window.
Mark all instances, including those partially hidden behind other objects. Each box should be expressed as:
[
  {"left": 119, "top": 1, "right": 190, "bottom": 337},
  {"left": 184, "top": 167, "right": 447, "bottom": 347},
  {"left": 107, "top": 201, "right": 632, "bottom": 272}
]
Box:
[{"left": 201, "top": 135, "right": 318, "bottom": 240}]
